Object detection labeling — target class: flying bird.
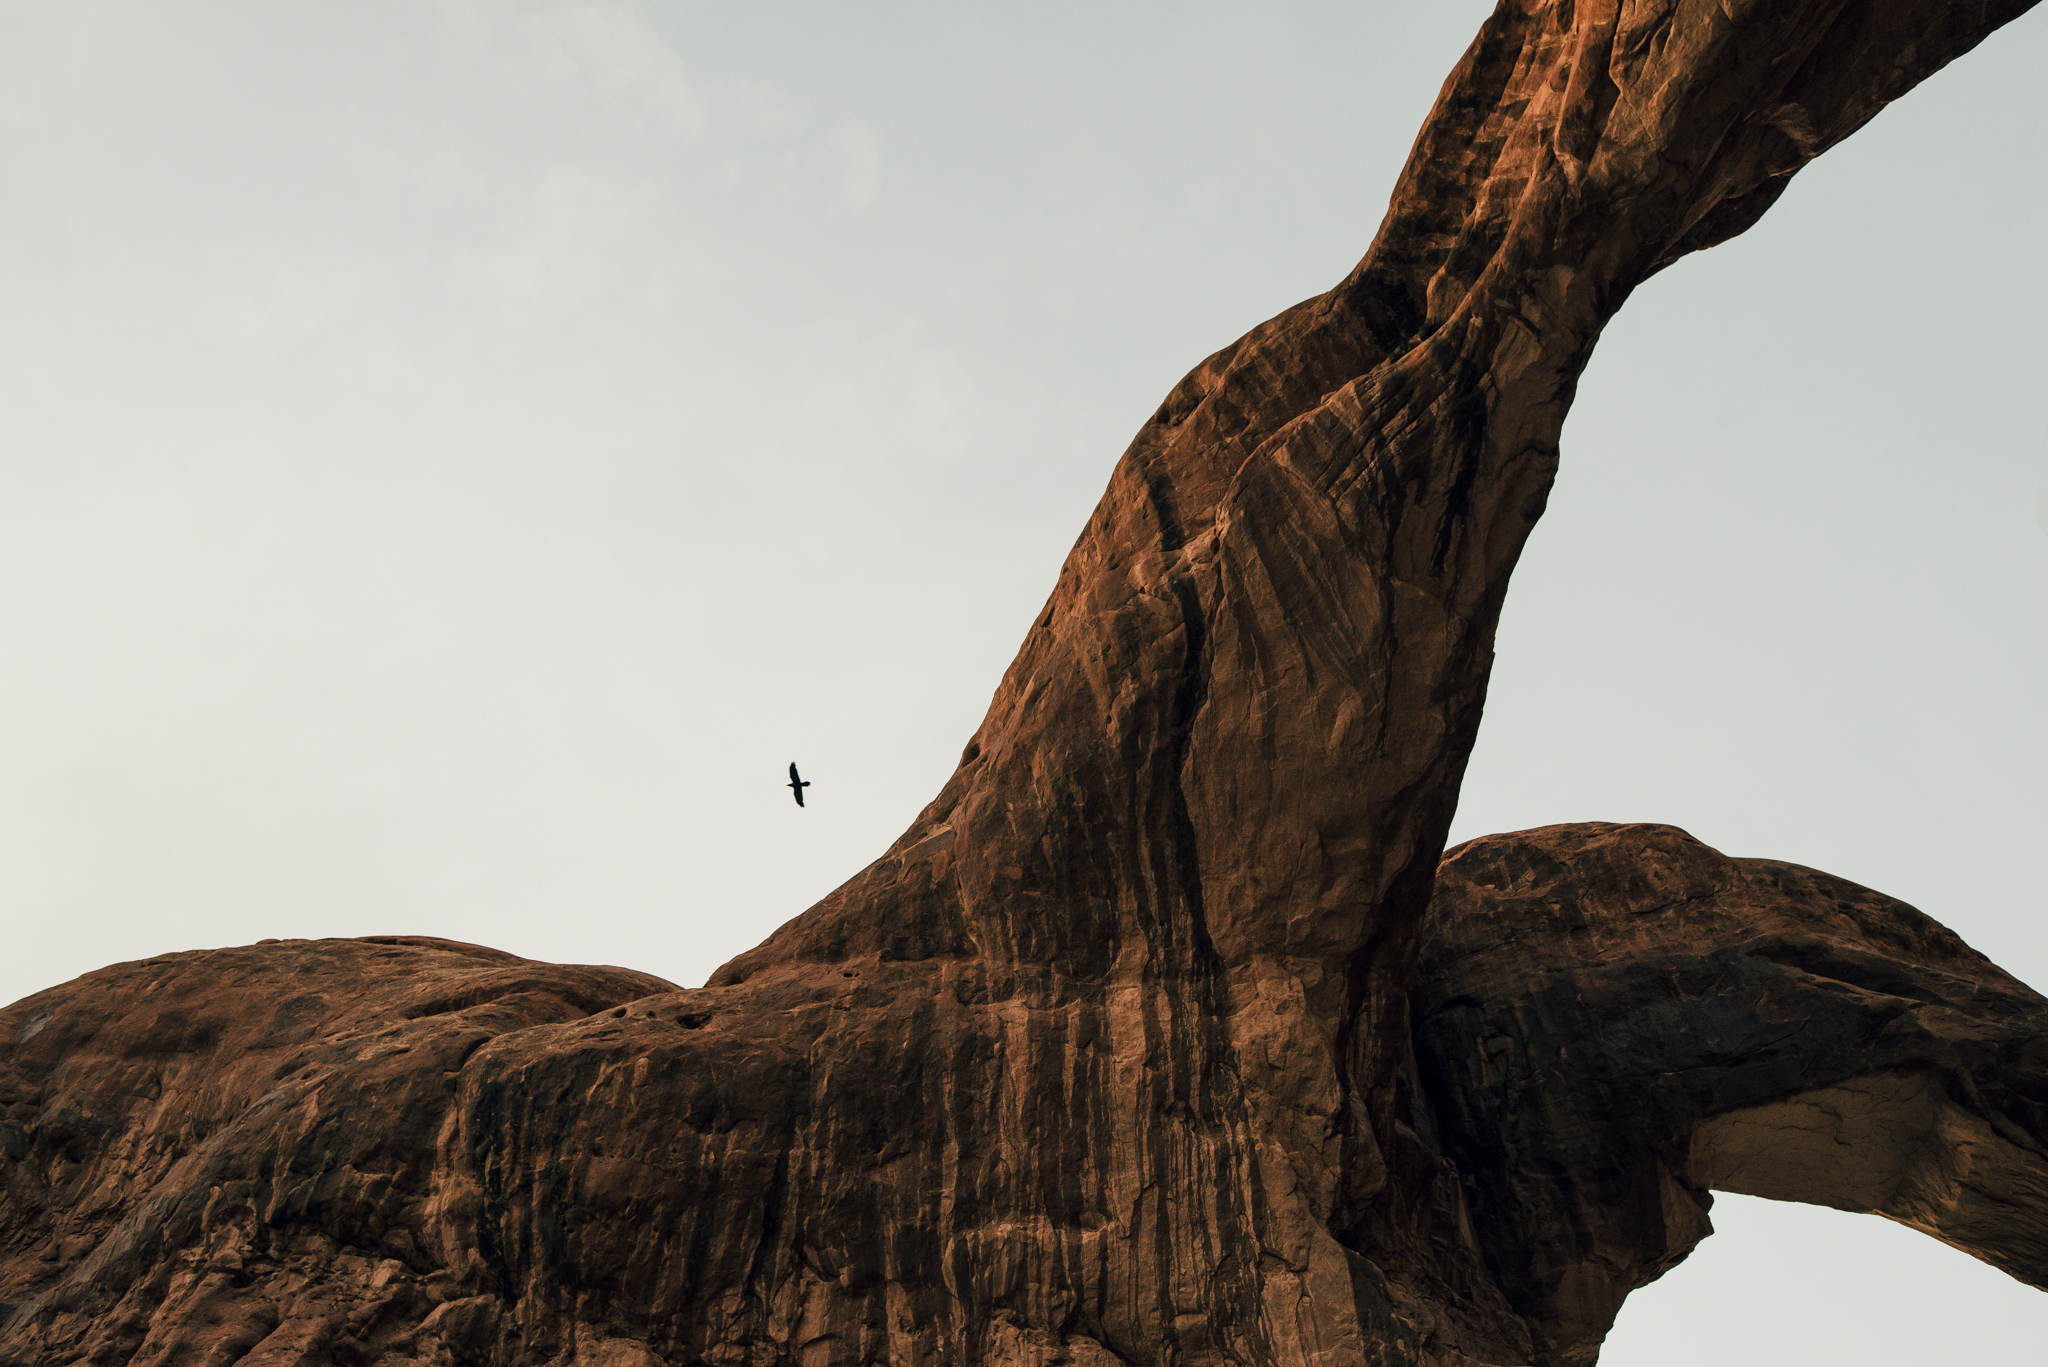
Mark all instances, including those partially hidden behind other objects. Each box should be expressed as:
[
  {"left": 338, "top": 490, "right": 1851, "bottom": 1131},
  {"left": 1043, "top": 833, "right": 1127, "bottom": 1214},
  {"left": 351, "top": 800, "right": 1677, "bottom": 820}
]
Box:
[{"left": 787, "top": 762, "right": 811, "bottom": 808}]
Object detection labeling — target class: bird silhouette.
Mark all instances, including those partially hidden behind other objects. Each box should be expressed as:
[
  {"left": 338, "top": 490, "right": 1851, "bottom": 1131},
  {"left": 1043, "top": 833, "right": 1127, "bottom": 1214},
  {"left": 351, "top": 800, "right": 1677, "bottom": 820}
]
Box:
[{"left": 787, "top": 762, "right": 811, "bottom": 808}]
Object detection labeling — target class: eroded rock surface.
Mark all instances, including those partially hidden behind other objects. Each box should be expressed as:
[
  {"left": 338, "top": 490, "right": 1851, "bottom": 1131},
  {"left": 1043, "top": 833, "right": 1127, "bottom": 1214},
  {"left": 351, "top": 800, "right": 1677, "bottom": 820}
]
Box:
[
  {"left": 1419, "top": 823, "right": 2048, "bottom": 1364},
  {"left": 0, "top": 937, "right": 679, "bottom": 1365},
  {"left": 5, "top": 0, "right": 2044, "bottom": 1362},
  {"left": 3, "top": 829, "right": 2043, "bottom": 1365}
]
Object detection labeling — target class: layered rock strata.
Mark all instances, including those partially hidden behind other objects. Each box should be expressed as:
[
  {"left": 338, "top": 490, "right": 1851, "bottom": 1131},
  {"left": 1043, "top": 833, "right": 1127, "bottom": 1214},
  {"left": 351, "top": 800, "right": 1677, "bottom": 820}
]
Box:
[{"left": 5, "top": 0, "right": 2045, "bottom": 1362}]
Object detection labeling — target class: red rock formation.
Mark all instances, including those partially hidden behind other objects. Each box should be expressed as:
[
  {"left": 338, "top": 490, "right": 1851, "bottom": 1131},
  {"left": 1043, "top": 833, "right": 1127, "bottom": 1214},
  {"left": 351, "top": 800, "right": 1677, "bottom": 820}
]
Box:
[
  {"left": 1420, "top": 823, "right": 2048, "bottom": 1365},
  {"left": 0, "top": 938, "right": 678, "bottom": 1365},
  {"left": 6, "top": 829, "right": 2044, "bottom": 1364},
  {"left": 4, "top": 2, "right": 2043, "bottom": 1363}
]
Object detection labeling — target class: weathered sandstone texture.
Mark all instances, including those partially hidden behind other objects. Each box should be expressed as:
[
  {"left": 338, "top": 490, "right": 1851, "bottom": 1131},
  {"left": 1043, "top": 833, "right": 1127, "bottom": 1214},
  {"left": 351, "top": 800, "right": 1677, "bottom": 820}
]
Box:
[
  {"left": 1419, "top": 823, "right": 2048, "bottom": 1364},
  {"left": 4, "top": 828, "right": 2044, "bottom": 1365},
  {"left": 5, "top": 0, "right": 2045, "bottom": 1362}
]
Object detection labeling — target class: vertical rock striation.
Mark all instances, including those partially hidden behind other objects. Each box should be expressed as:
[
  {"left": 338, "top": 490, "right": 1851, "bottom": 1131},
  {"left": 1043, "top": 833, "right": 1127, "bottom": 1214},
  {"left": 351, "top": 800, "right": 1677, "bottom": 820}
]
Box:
[
  {"left": 3, "top": 2, "right": 2043, "bottom": 1364},
  {"left": 6, "top": 828, "right": 2044, "bottom": 1365}
]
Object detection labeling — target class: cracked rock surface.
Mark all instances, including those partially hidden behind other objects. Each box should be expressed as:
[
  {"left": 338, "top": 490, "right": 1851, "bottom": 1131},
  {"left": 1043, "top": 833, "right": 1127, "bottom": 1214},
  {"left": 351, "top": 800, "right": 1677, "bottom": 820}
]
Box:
[{"left": 4, "top": 0, "right": 2044, "bottom": 1362}]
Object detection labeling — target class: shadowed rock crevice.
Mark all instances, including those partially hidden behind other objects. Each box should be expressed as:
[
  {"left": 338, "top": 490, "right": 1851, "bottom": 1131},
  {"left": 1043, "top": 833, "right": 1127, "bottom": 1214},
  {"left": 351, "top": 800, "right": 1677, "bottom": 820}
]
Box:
[{"left": 4, "top": 1, "right": 2045, "bottom": 1363}]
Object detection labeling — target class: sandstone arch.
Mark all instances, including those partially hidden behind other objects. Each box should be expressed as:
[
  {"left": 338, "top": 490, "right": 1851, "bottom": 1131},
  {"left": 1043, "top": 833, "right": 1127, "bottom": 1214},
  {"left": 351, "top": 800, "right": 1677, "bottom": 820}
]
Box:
[
  {"left": 1420, "top": 822, "right": 2048, "bottom": 1364},
  {"left": 3, "top": 3, "right": 2044, "bottom": 1364}
]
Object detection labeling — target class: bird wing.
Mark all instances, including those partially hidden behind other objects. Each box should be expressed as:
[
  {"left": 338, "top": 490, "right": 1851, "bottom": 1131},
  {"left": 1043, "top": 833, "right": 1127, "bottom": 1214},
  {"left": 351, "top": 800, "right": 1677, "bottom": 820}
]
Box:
[
  {"left": 788, "top": 762, "right": 801, "bottom": 783},
  {"left": 793, "top": 787, "right": 805, "bottom": 807}
]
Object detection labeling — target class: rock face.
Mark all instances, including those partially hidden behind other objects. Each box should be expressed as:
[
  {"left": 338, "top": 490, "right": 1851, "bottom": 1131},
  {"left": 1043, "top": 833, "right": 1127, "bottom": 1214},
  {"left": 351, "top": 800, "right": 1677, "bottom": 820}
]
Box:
[
  {"left": 5, "top": 1, "right": 2045, "bottom": 1363},
  {"left": 0, "top": 938, "right": 681, "bottom": 1366},
  {"left": 1419, "top": 824, "right": 2048, "bottom": 1365},
  {"left": 4, "top": 828, "right": 2045, "bottom": 1365}
]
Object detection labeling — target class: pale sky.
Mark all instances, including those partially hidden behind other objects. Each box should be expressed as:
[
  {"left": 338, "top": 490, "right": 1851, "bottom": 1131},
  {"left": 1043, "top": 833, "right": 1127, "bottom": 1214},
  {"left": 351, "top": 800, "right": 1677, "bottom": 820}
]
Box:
[{"left": 2, "top": 4, "right": 2043, "bottom": 1361}]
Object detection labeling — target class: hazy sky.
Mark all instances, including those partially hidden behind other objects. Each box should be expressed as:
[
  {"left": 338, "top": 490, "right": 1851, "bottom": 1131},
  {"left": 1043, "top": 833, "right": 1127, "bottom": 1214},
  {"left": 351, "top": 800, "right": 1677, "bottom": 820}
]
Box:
[{"left": 2, "top": 3, "right": 2042, "bottom": 1361}]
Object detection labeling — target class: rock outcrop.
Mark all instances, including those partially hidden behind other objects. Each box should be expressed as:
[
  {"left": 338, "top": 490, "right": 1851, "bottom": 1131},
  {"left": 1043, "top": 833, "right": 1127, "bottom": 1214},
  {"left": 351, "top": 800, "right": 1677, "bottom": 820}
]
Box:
[
  {"left": 4, "top": 827, "right": 2044, "bottom": 1365},
  {"left": 1420, "top": 823, "right": 2048, "bottom": 1364},
  {"left": 5, "top": 1, "right": 2044, "bottom": 1362},
  {"left": 0, "top": 938, "right": 682, "bottom": 1366}
]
